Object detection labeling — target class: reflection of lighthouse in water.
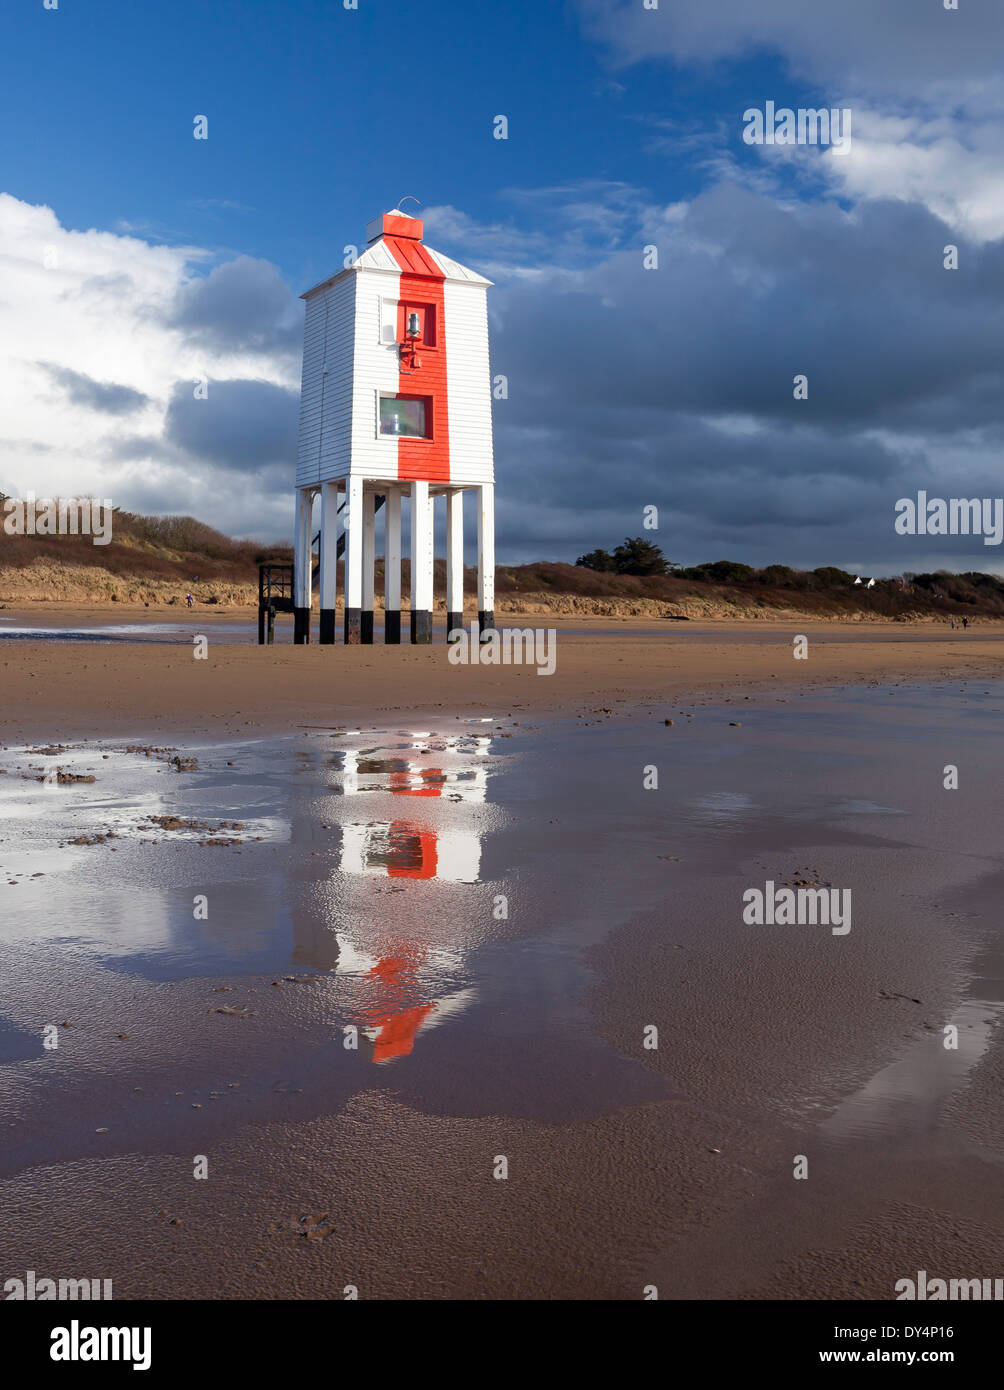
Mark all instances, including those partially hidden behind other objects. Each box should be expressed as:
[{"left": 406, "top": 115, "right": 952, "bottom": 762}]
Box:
[
  {"left": 337, "top": 734, "right": 488, "bottom": 883},
  {"left": 347, "top": 942, "right": 477, "bottom": 1063},
  {"left": 341, "top": 821, "right": 480, "bottom": 882},
  {"left": 336, "top": 927, "right": 479, "bottom": 1064},
  {"left": 332, "top": 732, "right": 489, "bottom": 1060}
]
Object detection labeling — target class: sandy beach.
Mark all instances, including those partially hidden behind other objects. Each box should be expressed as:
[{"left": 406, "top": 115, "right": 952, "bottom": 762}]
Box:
[
  {"left": 1, "top": 617, "right": 1002, "bottom": 1300},
  {"left": 2, "top": 609, "right": 1003, "bottom": 741}
]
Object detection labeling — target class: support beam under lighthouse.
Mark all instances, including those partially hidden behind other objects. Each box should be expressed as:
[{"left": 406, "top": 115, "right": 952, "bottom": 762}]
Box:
[
  {"left": 410, "top": 479, "right": 433, "bottom": 644},
  {"left": 446, "top": 489, "right": 464, "bottom": 638},
  {"left": 318, "top": 480, "right": 339, "bottom": 644},
  {"left": 384, "top": 489, "right": 402, "bottom": 644},
  {"left": 477, "top": 482, "right": 495, "bottom": 635},
  {"left": 293, "top": 487, "right": 313, "bottom": 644},
  {"left": 361, "top": 490, "right": 376, "bottom": 644},
  {"left": 343, "top": 475, "right": 363, "bottom": 643}
]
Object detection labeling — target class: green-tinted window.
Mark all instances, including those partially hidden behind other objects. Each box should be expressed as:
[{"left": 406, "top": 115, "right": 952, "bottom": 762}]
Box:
[{"left": 379, "top": 396, "right": 428, "bottom": 438}]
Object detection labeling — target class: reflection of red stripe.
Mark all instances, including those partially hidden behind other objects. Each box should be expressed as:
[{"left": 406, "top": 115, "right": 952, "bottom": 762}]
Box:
[
  {"left": 360, "top": 947, "right": 435, "bottom": 1061},
  {"left": 384, "top": 236, "right": 450, "bottom": 484},
  {"left": 371, "top": 1003, "right": 436, "bottom": 1062},
  {"left": 389, "top": 768, "right": 444, "bottom": 798},
  {"left": 386, "top": 824, "right": 438, "bottom": 878}
]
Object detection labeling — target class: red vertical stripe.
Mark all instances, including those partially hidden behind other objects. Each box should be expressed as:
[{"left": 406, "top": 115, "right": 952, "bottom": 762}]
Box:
[{"left": 383, "top": 235, "right": 450, "bottom": 484}]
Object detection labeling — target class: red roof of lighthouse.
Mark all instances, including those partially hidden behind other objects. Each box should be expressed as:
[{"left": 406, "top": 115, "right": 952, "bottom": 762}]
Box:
[
  {"left": 301, "top": 210, "right": 492, "bottom": 298},
  {"left": 366, "top": 209, "right": 424, "bottom": 243}
]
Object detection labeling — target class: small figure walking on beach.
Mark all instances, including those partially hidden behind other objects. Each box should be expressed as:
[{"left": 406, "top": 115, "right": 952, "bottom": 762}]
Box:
[
  {"left": 186, "top": 593, "right": 194, "bottom": 609},
  {"left": 951, "top": 618, "right": 956, "bottom": 630},
  {"left": 962, "top": 616, "right": 969, "bottom": 631}
]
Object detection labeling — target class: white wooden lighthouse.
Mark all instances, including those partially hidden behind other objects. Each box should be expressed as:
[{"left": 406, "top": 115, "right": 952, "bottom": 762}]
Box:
[{"left": 293, "top": 207, "right": 495, "bottom": 644}]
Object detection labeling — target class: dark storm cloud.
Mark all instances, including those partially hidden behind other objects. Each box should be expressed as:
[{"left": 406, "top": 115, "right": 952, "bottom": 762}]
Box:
[
  {"left": 487, "top": 182, "right": 1004, "bottom": 571},
  {"left": 493, "top": 414, "right": 913, "bottom": 568},
  {"left": 37, "top": 362, "right": 150, "bottom": 415},
  {"left": 104, "top": 434, "right": 177, "bottom": 463},
  {"left": 500, "top": 188, "right": 1004, "bottom": 429},
  {"left": 163, "top": 378, "right": 298, "bottom": 473},
  {"left": 168, "top": 256, "right": 301, "bottom": 355}
]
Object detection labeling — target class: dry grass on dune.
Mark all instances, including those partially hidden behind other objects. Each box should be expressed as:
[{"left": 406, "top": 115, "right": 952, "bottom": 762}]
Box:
[
  {"left": 2, "top": 507, "right": 1003, "bottom": 621},
  {"left": 0, "top": 508, "right": 282, "bottom": 607}
]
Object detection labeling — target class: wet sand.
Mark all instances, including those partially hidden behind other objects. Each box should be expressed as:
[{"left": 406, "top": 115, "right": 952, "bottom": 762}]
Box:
[
  {"left": 1, "top": 625, "right": 1002, "bottom": 1300},
  {"left": 1, "top": 615, "right": 1003, "bottom": 743}
]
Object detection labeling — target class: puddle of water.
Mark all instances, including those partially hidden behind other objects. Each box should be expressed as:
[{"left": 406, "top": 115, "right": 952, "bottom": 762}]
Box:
[
  {"left": 0, "top": 1019, "right": 44, "bottom": 1065},
  {"left": 833, "top": 798, "right": 908, "bottom": 817},
  {"left": 690, "top": 790, "right": 756, "bottom": 826},
  {"left": 0, "top": 623, "right": 253, "bottom": 644},
  {"left": 821, "top": 995, "right": 1004, "bottom": 1142},
  {"left": 0, "top": 621, "right": 484, "bottom": 645},
  {"left": 0, "top": 732, "right": 504, "bottom": 978},
  {"left": 0, "top": 682, "right": 1002, "bottom": 1141}
]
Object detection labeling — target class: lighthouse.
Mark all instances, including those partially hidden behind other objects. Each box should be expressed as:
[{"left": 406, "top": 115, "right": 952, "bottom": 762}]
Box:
[{"left": 293, "top": 206, "right": 496, "bottom": 644}]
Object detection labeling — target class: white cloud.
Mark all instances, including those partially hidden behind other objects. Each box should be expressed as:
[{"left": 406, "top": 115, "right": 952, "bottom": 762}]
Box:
[
  {"left": 821, "top": 103, "right": 1004, "bottom": 243},
  {"left": 0, "top": 194, "right": 299, "bottom": 537}
]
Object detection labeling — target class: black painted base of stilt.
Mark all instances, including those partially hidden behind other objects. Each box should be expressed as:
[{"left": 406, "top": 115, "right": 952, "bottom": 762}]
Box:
[
  {"left": 447, "top": 611, "right": 463, "bottom": 639},
  {"left": 293, "top": 607, "right": 311, "bottom": 644},
  {"left": 411, "top": 610, "right": 433, "bottom": 645},
  {"left": 344, "top": 607, "right": 361, "bottom": 644},
  {"left": 319, "top": 609, "right": 336, "bottom": 644},
  {"left": 478, "top": 609, "right": 495, "bottom": 638},
  {"left": 361, "top": 611, "right": 374, "bottom": 644},
  {"left": 385, "top": 611, "right": 401, "bottom": 644}
]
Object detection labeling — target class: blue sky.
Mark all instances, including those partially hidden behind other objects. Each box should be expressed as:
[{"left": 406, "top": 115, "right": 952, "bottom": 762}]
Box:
[
  {"left": 3, "top": 0, "right": 797, "bottom": 276},
  {"left": 2, "top": 0, "right": 1003, "bottom": 572}
]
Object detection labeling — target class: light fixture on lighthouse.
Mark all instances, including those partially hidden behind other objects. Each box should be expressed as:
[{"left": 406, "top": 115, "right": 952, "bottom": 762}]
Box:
[{"left": 401, "top": 309, "right": 423, "bottom": 372}]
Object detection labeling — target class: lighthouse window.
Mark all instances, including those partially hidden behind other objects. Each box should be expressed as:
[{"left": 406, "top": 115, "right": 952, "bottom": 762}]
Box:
[{"left": 379, "top": 394, "right": 429, "bottom": 438}]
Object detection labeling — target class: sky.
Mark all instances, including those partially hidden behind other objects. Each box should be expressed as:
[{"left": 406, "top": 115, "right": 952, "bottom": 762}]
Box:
[{"left": 2, "top": 0, "right": 1003, "bottom": 573}]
